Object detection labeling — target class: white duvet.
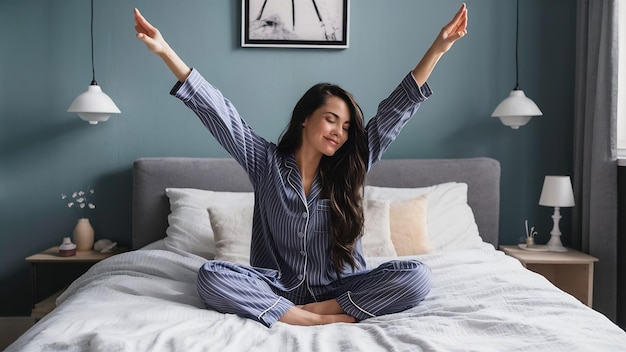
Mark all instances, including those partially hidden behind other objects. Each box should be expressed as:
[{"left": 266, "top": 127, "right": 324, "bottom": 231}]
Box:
[{"left": 8, "top": 243, "right": 626, "bottom": 352}]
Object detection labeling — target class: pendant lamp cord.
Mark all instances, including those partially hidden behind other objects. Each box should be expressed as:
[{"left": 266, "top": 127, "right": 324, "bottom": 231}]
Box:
[
  {"left": 514, "top": 0, "right": 520, "bottom": 90},
  {"left": 90, "top": 0, "right": 97, "bottom": 85}
]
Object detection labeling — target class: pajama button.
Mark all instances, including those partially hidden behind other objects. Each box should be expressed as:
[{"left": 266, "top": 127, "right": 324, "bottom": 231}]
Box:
[
  {"left": 302, "top": 212, "right": 308, "bottom": 218},
  {"left": 300, "top": 250, "right": 306, "bottom": 256},
  {"left": 297, "top": 274, "right": 303, "bottom": 280},
  {"left": 297, "top": 232, "right": 304, "bottom": 238}
]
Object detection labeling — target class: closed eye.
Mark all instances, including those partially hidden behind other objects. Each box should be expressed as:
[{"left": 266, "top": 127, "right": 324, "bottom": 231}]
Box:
[
  {"left": 326, "top": 117, "right": 349, "bottom": 131},
  {"left": 325, "top": 112, "right": 350, "bottom": 132}
]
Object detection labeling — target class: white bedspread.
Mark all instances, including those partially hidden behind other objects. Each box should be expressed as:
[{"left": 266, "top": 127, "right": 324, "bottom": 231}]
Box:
[{"left": 8, "top": 244, "right": 626, "bottom": 352}]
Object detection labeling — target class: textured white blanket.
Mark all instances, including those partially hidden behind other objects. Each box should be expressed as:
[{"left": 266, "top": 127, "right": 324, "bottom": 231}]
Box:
[{"left": 8, "top": 244, "right": 626, "bottom": 351}]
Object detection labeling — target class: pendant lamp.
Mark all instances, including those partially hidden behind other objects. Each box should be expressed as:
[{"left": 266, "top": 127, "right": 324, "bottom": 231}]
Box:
[
  {"left": 492, "top": 0, "right": 542, "bottom": 129},
  {"left": 67, "top": 0, "right": 120, "bottom": 125}
]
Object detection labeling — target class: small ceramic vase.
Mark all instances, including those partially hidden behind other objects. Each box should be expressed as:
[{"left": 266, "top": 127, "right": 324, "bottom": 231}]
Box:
[
  {"left": 59, "top": 237, "right": 77, "bottom": 257},
  {"left": 73, "top": 218, "right": 95, "bottom": 251}
]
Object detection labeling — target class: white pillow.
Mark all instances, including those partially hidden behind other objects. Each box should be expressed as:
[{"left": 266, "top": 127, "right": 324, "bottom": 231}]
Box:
[
  {"left": 208, "top": 204, "right": 253, "bottom": 266},
  {"left": 364, "top": 182, "right": 482, "bottom": 252},
  {"left": 361, "top": 199, "right": 397, "bottom": 257},
  {"left": 164, "top": 188, "right": 254, "bottom": 259}
]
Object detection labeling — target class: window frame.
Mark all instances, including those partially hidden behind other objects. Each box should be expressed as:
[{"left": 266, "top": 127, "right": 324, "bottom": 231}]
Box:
[{"left": 618, "top": 1, "right": 626, "bottom": 158}]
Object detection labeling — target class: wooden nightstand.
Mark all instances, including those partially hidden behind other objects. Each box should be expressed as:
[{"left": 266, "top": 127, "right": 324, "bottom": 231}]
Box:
[
  {"left": 499, "top": 245, "right": 598, "bottom": 307},
  {"left": 25, "top": 246, "right": 125, "bottom": 318}
]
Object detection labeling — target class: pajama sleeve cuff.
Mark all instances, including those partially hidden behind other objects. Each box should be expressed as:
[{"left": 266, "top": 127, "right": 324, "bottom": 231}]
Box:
[{"left": 258, "top": 296, "right": 294, "bottom": 327}]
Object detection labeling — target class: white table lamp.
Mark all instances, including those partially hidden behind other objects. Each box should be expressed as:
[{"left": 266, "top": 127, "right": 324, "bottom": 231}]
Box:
[{"left": 538, "top": 176, "right": 575, "bottom": 252}]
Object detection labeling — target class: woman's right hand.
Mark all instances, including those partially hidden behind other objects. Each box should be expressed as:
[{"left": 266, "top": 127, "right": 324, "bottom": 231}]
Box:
[
  {"left": 134, "top": 8, "right": 169, "bottom": 55},
  {"left": 429, "top": 3, "right": 468, "bottom": 55},
  {"left": 410, "top": 3, "right": 468, "bottom": 86},
  {"left": 134, "top": 8, "right": 191, "bottom": 82}
]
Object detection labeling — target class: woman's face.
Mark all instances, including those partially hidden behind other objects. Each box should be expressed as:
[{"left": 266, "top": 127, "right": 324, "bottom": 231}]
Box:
[{"left": 301, "top": 96, "right": 351, "bottom": 157}]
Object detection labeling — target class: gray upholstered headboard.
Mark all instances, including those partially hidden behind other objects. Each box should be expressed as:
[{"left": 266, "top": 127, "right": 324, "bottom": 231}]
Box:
[{"left": 132, "top": 157, "right": 500, "bottom": 250}]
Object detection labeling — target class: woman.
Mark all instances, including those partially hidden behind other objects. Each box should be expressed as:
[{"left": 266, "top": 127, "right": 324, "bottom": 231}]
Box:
[{"left": 134, "top": 4, "right": 467, "bottom": 327}]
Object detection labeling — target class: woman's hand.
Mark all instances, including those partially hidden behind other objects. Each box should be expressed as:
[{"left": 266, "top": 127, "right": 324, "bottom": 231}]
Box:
[
  {"left": 411, "top": 3, "right": 468, "bottom": 86},
  {"left": 134, "top": 8, "right": 170, "bottom": 55},
  {"left": 134, "top": 8, "right": 191, "bottom": 82},
  {"left": 430, "top": 3, "right": 468, "bottom": 55}
]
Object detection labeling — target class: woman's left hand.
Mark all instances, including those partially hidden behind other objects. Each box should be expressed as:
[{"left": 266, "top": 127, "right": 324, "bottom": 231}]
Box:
[{"left": 430, "top": 3, "right": 468, "bottom": 54}]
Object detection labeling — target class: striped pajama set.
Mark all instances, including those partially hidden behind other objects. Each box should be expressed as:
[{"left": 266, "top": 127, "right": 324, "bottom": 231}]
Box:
[{"left": 171, "top": 69, "right": 433, "bottom": 327}]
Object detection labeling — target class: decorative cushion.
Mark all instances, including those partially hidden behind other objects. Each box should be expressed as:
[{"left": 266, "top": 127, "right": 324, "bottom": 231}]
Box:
[
  {"left": 388, "top": 195, "right": 431, "bottom": 255},
  {"left": 361, "top": 199, "right": 398, "bottom": 257},
  {"left": 207, "top": 204, "right": 253, "bottom": 266},
  {"left": 164, "top": 188, "right": 253, "bottom": 259}
]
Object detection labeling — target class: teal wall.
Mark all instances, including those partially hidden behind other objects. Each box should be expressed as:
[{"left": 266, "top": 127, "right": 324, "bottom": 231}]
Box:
[{"left": 0, "top": 0, "right": 575, "bottom": 315}]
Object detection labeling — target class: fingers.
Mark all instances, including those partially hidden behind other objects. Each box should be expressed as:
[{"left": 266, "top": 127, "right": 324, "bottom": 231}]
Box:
[
  {"left": 444, "top": 4, "right": 467, "bottom": 32},
  {"left": 428, "top": 4, "right": 468, "bottom": 54},
  {"left": 456, "top": 4, "right": 468, "bottom": 36},
  {"left": 134, "top": 8, "right": 156, "bottom": 37},
  {"left": 441, "top": 4, "right": 468, "bottom": 40},
  {"left": 133, "top": 8, "right": 159, "bottom": 51}
]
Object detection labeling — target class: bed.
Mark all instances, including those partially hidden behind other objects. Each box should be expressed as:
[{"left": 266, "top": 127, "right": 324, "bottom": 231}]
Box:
[{"left": 8, "top": 157, "right": 626, "bottom": 351}]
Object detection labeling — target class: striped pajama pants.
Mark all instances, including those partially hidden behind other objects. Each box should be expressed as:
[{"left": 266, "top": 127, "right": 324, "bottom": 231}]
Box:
[{"left": 196, "top": 259, "right": 432, "bottom": 327}]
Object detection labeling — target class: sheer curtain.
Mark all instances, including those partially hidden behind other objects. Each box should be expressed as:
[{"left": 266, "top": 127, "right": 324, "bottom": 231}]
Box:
[{"left": 573, "top": 0, "right": 618, "bottom": 322}]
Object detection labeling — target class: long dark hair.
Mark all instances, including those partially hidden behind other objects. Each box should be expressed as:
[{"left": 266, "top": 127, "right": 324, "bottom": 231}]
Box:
[{"left": 277, "top": 83, "right": 368, "bottom": 272}]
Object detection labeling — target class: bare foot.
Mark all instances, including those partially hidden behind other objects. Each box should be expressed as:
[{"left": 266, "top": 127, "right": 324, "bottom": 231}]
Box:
[
  {"left": 325, "top": 313, "right": 357, "bottom": 324},
  {"left": 299, "top": 299, "right": 344, "bottom": 315},
  {"left": 279, "top": 306, "right": 356, "bottom": 326}
]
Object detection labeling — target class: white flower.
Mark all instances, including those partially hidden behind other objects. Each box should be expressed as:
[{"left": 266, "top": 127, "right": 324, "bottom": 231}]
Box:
[{"left": 62, "top": 188, "right": 96, "bottom": 218}]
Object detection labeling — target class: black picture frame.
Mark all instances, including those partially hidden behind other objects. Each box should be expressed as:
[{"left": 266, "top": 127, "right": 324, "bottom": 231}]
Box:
[{"left": 242, "top": 0, "right": 349, "bottom": 48}]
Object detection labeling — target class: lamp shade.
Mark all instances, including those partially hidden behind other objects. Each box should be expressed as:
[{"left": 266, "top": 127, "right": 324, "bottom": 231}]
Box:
[
  {"left": 492, "top": 89, "right": 543, "bottom": 129},
  {"left": 67, "top": 84, "right": 121, "bottom": 125},
  {"left": 539, "top": 176, "right": 575, "bottom": 207}
]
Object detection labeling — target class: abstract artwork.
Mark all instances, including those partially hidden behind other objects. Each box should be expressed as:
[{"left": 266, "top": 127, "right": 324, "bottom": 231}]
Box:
[{"left": 242, "top": 0, "right": 349, "bottom": 48}]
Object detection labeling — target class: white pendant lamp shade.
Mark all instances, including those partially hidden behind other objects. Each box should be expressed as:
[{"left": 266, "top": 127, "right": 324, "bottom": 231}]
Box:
[
  {"left": 492, "top": 0, "right": 542, "bottom": 129},
  {"left": 491, "top": 89, "right": 543, "bottom": 129},
  {"left": 68, "top": 83, "right": 121, "bottom": 125},
  {"left": 68, "top": 0, "right": 120, "bottom": 125}
]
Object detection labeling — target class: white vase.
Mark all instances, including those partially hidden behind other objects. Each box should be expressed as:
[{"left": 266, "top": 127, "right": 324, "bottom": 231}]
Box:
[
  {"left": 73, "top": 218, "right": 94, "bottom": 251},
  {"left": 59, "top": 237, "right": 77, "bottom": 257}
]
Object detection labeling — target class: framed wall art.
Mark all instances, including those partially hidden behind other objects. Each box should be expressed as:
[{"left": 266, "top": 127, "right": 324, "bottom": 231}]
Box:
[{"left": 242, "top": 0, "right": 349, "bottom": 49}]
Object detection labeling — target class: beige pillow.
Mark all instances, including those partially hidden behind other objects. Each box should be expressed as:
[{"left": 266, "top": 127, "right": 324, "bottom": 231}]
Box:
[
  {"left": 362, "top": 199, "right": 398, "bottom": 257},
  {"left": 207, "top": 204, "right": 253, "bottom": 266},
  {"left": 389, "top": 195, "right": 432, "bottom": 255}
]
